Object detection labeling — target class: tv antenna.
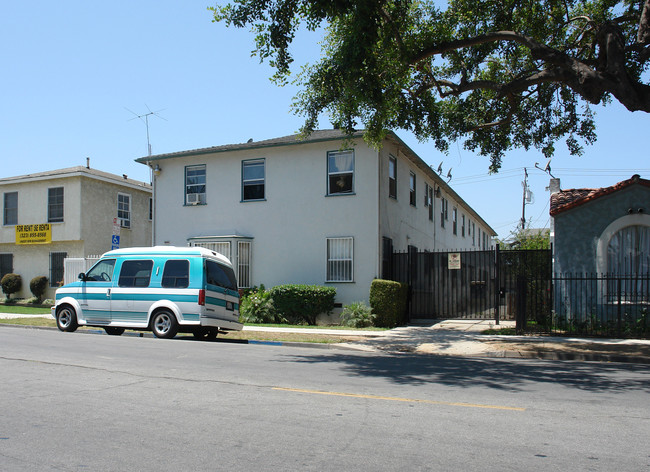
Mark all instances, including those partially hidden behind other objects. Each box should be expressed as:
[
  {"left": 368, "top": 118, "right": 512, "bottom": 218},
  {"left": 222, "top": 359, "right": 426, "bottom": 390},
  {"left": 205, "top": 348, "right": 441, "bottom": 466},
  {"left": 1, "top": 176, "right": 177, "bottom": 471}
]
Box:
[{"left": 126, "top": 105, "right": 166, "bottom": 156}]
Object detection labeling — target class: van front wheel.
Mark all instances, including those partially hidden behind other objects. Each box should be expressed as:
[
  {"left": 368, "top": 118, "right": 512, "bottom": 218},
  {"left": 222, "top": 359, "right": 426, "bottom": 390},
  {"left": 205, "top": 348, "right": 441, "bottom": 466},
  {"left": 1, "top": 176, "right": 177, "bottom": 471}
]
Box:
[
  {"left": 151, "top": 310, "right": 178, "bottom": 339},
  {"left": 56, "top": 306, "right": 78, "bottom": 333}
]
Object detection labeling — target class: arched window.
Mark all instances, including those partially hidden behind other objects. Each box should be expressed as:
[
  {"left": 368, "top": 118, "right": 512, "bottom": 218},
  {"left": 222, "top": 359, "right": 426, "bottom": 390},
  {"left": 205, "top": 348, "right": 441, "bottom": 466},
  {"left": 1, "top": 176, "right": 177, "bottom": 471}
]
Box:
[{"left": 607, "top": 225, "right": 650, "bottom": 275}]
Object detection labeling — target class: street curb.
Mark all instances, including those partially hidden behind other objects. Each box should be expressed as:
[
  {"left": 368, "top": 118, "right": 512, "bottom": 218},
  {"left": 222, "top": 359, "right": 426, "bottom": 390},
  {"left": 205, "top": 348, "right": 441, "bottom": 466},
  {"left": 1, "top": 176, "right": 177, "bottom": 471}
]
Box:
[{"left": 2, "top": 323, "right": 648, "bottom": 363}]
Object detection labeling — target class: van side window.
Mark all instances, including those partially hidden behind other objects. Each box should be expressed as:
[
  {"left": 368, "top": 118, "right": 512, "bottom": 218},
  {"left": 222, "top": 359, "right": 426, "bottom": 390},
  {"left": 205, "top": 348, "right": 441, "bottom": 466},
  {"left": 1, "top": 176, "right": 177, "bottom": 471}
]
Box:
[
  {"left": 161, "top": 260, "right": 190, "bottom": 288},
  {"left": 118, "top": 260, "right": 153, "bottom": 288},
  {"left": 86, "top": 259, "right": 116, "bottom": 282},
  {"left": 206, "top": 260, "right": 238, "bottom": 291}
]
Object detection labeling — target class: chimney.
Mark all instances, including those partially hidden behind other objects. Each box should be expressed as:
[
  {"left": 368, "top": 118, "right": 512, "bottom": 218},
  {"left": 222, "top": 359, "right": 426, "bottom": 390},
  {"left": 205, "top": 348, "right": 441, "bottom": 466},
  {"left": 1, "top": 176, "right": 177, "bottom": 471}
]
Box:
[
  {"left": 548, "top": 178, "right": 561, "bottom": 194},
  {"left": 86, "top": 157, "right": 90, "bottom": 169}
]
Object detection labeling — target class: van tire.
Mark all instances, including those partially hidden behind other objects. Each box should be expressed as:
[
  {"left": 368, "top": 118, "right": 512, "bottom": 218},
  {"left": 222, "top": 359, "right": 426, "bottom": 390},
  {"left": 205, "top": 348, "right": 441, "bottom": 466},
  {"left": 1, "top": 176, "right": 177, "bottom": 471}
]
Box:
[
  {"left": 56, "top": 305, "right": 78, "bottom": 333},
  {"left": 193, "top": 327, "right": 218, "bottom": 340},
  {"left": 151, "top": 310, "right": 178, "bottom": 339},
  {"left": 104, "top": 327, "right": 125, "bottom": 336}
]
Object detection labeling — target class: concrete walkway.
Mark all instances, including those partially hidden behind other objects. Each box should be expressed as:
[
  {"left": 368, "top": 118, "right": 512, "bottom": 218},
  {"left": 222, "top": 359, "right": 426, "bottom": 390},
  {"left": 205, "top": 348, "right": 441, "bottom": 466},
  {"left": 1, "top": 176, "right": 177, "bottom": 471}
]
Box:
[{"left": 3, "top": 313, "right": 649, "bottom": 363}]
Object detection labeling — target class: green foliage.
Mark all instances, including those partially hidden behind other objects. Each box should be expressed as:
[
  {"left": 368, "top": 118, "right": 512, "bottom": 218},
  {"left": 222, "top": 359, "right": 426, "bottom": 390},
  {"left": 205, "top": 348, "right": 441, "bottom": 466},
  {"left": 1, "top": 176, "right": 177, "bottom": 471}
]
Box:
[
  {"left": 239, "top": 286, "right": 285, "bottom": 324},
  {"left": 369, "top": 279, "right": 408, "bottom": 328},
  {"left": 499, "top": 227, "right": 550, "bottom": 250},
  {"left": 268, "top": 284, "right": 336, "bottom": 325},
  {"left": 1, "top": 273, "right": 22, "bottom": 299},
  {"left": 213, "top": 0, "right": 650, "bottom": 170},
  {"left": 340, "top": 301, "right": 376, "bottom": 328},
  {"left": 29, "top": 276, "right": 49, "bottom": 303}
]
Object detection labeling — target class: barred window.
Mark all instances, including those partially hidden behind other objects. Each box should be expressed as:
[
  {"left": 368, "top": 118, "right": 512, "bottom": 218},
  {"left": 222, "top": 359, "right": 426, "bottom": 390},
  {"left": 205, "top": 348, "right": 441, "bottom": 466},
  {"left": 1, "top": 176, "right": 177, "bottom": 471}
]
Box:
[
  {"left": 238, "top": 241, "right": 251, "bottom": 288},
  {"left": 327, "top": 237, "right": 353, "bottom": 282},
  {"left": 0, "top": 253, "right": 13, "bottom": 280},
  {"left": 50, "top": 252, "right": 67, "bottom": 287}
]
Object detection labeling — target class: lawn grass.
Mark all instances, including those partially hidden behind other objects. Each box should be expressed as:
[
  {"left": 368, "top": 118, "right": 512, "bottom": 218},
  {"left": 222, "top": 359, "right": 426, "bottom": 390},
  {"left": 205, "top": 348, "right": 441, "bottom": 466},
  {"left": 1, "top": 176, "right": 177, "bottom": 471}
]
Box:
[{"left": 0, "top": 305, "right": 52, "bottom": 314}]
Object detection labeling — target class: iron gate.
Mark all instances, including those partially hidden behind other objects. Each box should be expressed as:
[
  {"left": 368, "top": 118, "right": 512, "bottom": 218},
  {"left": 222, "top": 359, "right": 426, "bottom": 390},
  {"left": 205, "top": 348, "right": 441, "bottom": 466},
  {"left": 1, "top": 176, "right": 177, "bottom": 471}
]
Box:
[{"left": 389, "top": 246, "right": 552, "bottom": 323}]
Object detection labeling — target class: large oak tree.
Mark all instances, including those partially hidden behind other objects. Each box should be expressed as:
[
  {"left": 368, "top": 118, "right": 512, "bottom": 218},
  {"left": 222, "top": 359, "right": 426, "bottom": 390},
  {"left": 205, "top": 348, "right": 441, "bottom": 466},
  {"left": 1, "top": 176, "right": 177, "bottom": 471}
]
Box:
[{"left": 212, "top": 0, "right": 650, "bottom": 170}]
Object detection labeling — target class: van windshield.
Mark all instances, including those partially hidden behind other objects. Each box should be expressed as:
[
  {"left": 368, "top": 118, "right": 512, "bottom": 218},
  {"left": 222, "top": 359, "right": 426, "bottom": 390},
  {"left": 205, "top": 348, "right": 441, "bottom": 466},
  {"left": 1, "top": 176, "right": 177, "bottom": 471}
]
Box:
[
  {"left": 206, "top": 260, "right": 238, "bottom": 291},
  {"left": 86, "top": 259, "right": 116, "bottom": 282}
]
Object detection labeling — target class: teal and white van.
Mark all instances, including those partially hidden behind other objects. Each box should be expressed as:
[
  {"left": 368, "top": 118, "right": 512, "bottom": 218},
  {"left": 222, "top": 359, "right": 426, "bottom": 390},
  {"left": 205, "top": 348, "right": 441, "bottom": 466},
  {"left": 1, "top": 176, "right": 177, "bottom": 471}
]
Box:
[{"left": 52, "top": 246, "right": 242, "bottom": 339}]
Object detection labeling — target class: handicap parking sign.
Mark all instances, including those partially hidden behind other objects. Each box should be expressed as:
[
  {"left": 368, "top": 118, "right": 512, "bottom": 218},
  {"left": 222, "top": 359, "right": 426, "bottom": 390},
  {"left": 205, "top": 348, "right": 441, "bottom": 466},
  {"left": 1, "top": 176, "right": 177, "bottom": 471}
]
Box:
[{"left": 111, "top": 235, "right": 120, "bottom": 250}]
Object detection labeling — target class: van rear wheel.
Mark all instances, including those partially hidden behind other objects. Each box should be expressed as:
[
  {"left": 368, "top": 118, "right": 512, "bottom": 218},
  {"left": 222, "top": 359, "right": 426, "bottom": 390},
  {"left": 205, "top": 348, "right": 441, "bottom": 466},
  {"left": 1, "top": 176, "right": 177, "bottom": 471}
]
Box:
[
  {"left": 193, "top": 327, "right": 218, "bottom": 340},
  {"left": 56, "top": 306, "right": 78, "bottom": 333},
  {"left": 151, "top": 310, "right": 178, "bottom": 339}
]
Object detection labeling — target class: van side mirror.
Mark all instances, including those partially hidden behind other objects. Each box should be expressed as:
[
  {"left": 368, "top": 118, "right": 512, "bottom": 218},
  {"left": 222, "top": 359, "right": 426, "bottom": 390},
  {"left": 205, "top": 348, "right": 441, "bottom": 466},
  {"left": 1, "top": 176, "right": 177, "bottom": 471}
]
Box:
[{"left": 78, "top": 273, "right": 87, "bottom": 281}]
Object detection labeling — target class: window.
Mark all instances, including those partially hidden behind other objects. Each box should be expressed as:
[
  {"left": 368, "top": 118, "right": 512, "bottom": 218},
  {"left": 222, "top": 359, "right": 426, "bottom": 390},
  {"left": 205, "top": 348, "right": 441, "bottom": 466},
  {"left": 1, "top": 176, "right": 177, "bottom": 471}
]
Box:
[
  {"left": 161, "top": 260, "right": 189, "bottom": 288},
  {"left": 327, "top": 237, "right": 353, "bottom": 282},
  {"left": 409, "top": 172, "right": 416, "bottom": 206},
  {"left": 185, "top": 165, "right": 206, "bottom": 205},
  {"left": 149, "top": 198, "right": 153, "bottom": 221},
  {"left": 427, "top": 185, "right": 434, "bottom": 221},
  {"left": 382, "top": 237, "right": 393, "bottom": 279},
  {"left": 48, "top": 187, "right": 64, "bottom": 223},
  {"left": 117, "top": 193, "right": 131, "bottom": 228},
  {"left": 86, "top": 259, "right": 116, "bottom": 282},
  {"left": 452, "top": 207, "right": 458, "bottom": 235},
  {"left": 238, "top": 241, "right": 251, "bottom": 288},
  {"left": 327, "top": 150, "right": 354, "bottom": 195},
  {"left": 118, "top": 260, "right": 153, "bottom": 288},
  {"left": 388, "top": 155, "right": 397, "bottom": 199},
  {"left": 608, "top": 225, "right": 649, "bottom": 275},
  {"left": 461, "top": 214, "right": 466, "bottom": 237},
  {"left": 440, "top": 197, "right": 448, "bottom": 228},
  {"left": 206, "top": 260, "right": 238, "bottom": 291},
  {"left": 194, "top": 241, "right": 231, "bottom": 260},
  {"left": 4, "top": 192, "right": 17, "bottom": 226},
  {"left": 0, "top": 254, "right": 13, "bottom": 280},
  {"left": 472, "top": 222, "right": 476, "bottom": 246},
  {"left": 49, "top": 252, "right": 67, "bottom": 287},
  {"left": 242, "top": 159, "right": 265, "bottom": 201}
]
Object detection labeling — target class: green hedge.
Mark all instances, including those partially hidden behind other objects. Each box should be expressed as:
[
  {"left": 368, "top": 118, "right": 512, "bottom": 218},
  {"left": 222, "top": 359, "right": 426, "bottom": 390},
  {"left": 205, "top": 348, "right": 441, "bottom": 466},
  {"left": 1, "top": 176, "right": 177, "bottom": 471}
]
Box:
[
  {"left": 1, "top": 273, "right": 22, "bottom": 300},
  {"left": 29, "top": 276, "right": 49, "bottom": 303},
  {"left": 369, "top": 279, "right": 408, "bottom": 328},
  {"left": 268, "top": 284, "right": 336, "bottom": 325}
]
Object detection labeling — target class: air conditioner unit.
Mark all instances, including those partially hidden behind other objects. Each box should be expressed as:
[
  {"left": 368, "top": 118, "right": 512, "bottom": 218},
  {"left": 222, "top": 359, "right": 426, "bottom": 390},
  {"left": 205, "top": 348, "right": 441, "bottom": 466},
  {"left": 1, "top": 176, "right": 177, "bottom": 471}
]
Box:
[{"left": 186, "top": 193, "right": 201, "bottom": 205}]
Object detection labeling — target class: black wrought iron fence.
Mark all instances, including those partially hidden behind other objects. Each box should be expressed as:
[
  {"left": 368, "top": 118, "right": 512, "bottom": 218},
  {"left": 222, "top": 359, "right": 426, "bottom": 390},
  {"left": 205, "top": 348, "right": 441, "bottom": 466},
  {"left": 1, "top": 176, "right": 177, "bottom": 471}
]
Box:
[{"left": 552, "top": 273, "right": 650, "bottom": 338}]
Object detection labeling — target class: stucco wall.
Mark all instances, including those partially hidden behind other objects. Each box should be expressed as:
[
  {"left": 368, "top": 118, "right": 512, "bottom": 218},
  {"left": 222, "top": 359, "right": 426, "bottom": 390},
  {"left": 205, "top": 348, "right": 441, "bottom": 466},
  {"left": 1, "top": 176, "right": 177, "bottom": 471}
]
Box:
[
  {"left": 553, "top": 185, "right": 650, "bottom": 275},
  {"left": 152, "top": 137, "right": 381, "bottom": 306}
]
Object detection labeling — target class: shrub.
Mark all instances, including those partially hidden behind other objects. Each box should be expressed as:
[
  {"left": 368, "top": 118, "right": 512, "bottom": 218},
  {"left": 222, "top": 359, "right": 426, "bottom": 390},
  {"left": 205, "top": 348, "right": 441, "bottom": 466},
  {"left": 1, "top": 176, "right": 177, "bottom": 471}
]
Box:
[
  {"left": 29, "top": 276, "right": 49, "bottom": 303},
  {"left": 340, "top": 301, "right": 376, "bottom": 328},
  {"left": 239, "top": 287, "right": 285, "bottom": 324},
  {"left": 1, "top": 273, "right": 22, "bottom": 300},
  {"left": 369, "top": 279, "right": 408, "bottom": 328},
  {"left": 269, "top": 284, "right": 336, "bottom": 325}
]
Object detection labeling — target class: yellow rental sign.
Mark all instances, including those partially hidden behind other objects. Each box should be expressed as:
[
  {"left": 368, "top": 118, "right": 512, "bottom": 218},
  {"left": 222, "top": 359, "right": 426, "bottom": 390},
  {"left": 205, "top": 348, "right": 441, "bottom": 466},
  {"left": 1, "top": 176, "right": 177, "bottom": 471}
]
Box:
[{"left": 16, "top": 224, "right": 52, "bottom": 245}]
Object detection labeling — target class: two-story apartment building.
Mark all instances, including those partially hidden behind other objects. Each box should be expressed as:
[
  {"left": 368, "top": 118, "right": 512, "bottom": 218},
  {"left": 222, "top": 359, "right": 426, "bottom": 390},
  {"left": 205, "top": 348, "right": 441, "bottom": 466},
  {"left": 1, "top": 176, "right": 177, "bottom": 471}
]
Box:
[
  {"left": 0, "top": 165, "right": 152, "bottom": 300},
  {"left": 137, "top": 129, "right": 495, "bottom": 307}
]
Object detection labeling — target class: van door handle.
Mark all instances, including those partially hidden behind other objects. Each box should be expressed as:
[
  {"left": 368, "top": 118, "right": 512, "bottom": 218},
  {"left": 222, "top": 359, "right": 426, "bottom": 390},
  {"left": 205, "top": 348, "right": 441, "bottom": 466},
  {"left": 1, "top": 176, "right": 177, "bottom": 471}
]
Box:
[{"left": 106, "top": 289, "right": 111, "bottom": 297}]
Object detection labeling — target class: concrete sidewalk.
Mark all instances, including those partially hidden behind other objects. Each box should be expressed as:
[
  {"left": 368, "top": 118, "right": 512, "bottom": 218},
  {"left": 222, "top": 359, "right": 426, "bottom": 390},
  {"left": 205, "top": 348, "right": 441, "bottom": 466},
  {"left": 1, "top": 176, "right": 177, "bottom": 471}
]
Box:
[{"left": 3, "top": 313, "right": 649, "bottom": 363}]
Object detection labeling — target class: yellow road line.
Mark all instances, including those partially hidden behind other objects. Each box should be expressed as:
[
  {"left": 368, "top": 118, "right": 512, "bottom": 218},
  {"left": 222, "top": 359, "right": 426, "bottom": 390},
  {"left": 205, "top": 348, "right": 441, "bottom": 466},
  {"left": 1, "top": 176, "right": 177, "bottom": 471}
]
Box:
[{"left": 273, "top": 387, "right": 525, "bottom": 411}]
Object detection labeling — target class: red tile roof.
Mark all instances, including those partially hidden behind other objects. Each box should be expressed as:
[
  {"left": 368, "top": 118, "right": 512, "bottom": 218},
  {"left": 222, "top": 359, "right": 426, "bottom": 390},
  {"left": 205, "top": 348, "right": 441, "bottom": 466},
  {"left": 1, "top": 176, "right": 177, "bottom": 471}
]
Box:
[{"left": 550, "top": 174, "right": 650, "bottom": 216}]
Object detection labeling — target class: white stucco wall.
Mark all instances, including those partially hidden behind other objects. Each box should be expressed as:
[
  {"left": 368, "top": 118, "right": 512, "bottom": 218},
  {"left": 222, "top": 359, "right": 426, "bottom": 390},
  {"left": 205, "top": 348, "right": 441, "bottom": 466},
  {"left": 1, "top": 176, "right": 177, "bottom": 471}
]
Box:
[{"left": 152, "top": 137, "right": 382, "bottom": 306}]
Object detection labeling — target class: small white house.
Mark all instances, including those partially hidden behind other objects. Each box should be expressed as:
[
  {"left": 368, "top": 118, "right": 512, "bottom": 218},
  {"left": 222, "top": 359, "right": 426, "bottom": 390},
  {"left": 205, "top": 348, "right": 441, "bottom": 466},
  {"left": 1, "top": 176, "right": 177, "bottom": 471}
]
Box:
[
  {"left": 0, "top": 166, "right": 152, "bottom": 300},
  {"left": 137, "top": 130, "right": 495, "bottom": 307}
]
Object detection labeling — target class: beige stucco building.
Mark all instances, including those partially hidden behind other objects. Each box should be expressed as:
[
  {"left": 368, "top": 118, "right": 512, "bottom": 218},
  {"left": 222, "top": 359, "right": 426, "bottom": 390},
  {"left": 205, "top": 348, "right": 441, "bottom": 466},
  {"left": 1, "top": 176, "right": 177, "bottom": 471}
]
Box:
[
  {"left": 137, "top": 130, "right": 495, "bottom": 307},
  {"left": 0, "top": 166, "right": 152, "bottom": 300}
]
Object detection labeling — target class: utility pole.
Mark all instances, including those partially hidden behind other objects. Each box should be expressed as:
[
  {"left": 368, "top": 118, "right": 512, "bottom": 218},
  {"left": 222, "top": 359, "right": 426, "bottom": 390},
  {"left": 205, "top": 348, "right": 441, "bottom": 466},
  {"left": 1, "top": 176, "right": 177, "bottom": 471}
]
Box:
[{"left": 521, "top": 168, "right": 529, "bottom": 230}]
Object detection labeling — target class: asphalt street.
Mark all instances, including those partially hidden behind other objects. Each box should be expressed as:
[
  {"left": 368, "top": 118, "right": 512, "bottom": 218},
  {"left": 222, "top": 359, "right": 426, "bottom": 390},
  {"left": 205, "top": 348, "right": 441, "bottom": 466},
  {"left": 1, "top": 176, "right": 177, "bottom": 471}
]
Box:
[{"left": 1, "top": 327, "right": 649, "bottom": 471}]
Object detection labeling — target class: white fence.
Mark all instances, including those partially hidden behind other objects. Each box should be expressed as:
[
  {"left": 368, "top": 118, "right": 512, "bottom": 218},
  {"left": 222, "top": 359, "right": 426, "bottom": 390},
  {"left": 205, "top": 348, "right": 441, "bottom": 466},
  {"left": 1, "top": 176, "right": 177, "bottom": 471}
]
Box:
[{"left": 63, "top": 256, "right": 101, "bottom": 285}]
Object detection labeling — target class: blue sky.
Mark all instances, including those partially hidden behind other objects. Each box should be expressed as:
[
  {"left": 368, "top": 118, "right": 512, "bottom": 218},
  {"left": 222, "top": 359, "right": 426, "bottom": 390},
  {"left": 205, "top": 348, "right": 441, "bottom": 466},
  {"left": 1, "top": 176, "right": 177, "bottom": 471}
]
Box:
[{"left": 2, "top": 1, "right": 648, "bottom": 238}]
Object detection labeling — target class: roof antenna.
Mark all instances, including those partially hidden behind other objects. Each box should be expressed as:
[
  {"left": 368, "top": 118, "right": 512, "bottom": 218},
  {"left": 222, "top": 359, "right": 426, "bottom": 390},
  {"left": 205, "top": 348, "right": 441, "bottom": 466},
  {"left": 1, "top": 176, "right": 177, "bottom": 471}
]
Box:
[
  {"left": 534, "top": 159, "right": 555, "bottom": 178},
  {"left": 126, "top": 105, "right": 167, "bottom": 156}
]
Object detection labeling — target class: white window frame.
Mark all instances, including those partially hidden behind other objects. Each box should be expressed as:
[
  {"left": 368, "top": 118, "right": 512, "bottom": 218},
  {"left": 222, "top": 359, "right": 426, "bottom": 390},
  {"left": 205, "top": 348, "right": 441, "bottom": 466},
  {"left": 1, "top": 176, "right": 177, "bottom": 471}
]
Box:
[
  {"left": 3, "top": 191, "right": 17, "bottom": 226},
  {"left": 238, "top": 241, "right": 251, "bottom": 288},
  {"left": 327, "top": 150, "right": 355, "bottom": 195},
  {"left": 185, "top": 164, "right": 206, "bottom": 205},
  {"left": 326, "top": 237, "right": 354, "bottom": 282},
  {"left": 117, "top": 193, "right": 131, "bottom": 229},
  {"left": 242, "top": 159, "right": 265, "bottom": 202},
  {"left": 388, "top": 155, "right": 397, "bottom": 199},
  {"left": 409, "top": 172, "right": 416, "bottom": 206}
]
